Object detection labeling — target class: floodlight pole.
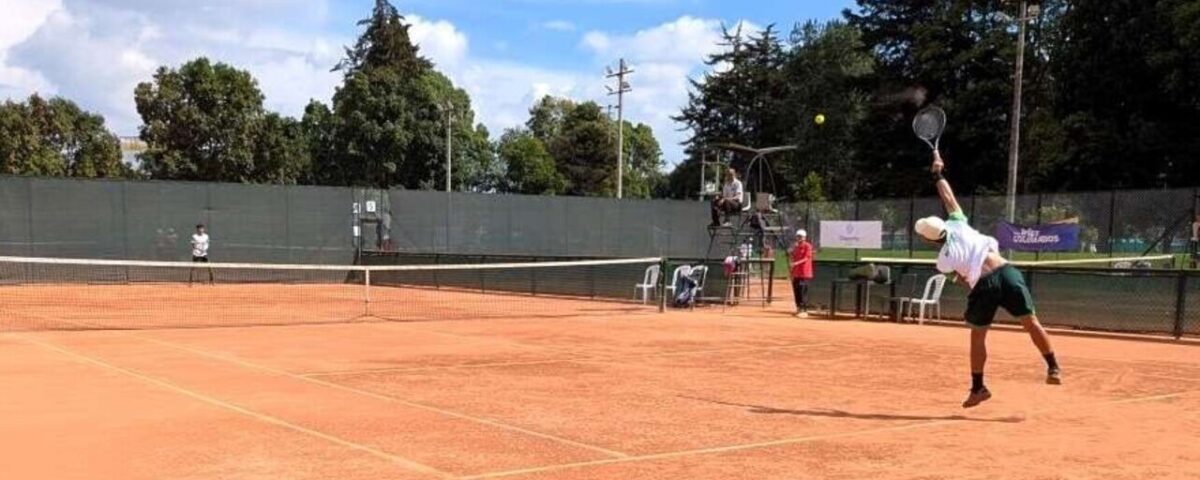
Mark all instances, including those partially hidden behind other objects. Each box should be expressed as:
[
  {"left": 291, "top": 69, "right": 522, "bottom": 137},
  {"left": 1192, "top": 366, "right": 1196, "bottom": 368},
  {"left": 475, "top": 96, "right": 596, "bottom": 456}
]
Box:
[
  {"left": 607, "top": 58, "right": 633, "bottom": 199},
  {"left": 1006, "top": 0, "right": 1031, "bottom": 223},
  {"left": 442, "top": 101, "right": 454, "bottom": 193}
]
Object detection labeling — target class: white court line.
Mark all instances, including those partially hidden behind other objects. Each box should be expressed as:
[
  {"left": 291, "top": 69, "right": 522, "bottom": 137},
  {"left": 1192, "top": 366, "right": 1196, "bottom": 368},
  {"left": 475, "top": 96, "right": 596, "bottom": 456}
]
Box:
[
  {"left": 128, "top": 331, "right": 631, "bottom": 459},
  {"left": 16, "top": 334, "right": 454, "bottom": 479},
  {"left": 11, "top": 312, "right": 629, "bottom": 460},
  {"left": 459, "top": 419, "right": 961, "bottom": 479},
  {"left": 461, "top": 388, "right": 1200, "bottom": 480}
]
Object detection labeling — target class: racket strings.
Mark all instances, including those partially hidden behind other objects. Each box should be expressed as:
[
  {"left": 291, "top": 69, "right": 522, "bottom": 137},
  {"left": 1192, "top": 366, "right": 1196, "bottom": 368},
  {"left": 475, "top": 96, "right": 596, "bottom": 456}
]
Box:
[{"left": 913, "top": 110, "right": 946, "bottom": 141}]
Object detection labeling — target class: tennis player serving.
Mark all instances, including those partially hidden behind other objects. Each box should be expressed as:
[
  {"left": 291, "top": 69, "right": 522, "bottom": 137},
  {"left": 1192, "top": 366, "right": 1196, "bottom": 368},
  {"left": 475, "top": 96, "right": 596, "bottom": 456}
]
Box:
[{"left": 917, "top": 151, "right": 1061, "bottom": 408}]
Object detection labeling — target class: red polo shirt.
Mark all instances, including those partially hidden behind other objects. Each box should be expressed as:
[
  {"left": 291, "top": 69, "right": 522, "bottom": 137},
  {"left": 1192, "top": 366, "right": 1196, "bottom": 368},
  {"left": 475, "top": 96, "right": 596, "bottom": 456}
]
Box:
[{"left": 790, "top": 240, "right": 814, "bottom": 280}]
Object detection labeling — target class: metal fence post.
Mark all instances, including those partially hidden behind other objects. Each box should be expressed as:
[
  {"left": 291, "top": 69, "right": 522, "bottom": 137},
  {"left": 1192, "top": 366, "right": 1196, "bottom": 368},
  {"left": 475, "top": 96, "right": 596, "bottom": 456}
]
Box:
[
  {"left": 854, "top": 200, "right": 861, "bottom": 261},
  {"left": 1174, "top": 272, "right": 1187, "bottom": 339},
  {"left": 1108, "top": 189, "right": 1117, "bottom": 257},
  {"left": 658, "top": 258, "right": 668, "bottom": 313},
  {"left": 908, "top": 197, "right": 916, "bottom": 258},
  {"left": 1035, "top": 193, "right": 1043, "bottom": 262}
]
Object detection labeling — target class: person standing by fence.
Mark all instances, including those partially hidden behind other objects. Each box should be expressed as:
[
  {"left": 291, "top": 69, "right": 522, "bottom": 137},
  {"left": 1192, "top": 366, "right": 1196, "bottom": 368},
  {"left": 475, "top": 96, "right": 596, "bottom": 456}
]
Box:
[{"left": 790, "top": 229, "right": 814, "bottom": 316}]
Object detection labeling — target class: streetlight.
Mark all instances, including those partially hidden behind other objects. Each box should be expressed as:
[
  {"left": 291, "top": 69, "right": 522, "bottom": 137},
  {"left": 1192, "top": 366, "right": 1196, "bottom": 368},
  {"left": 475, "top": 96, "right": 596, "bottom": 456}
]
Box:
[
  {"left": 438, "top": 101, "right": 454, "bottom": 193},
  {"left": 606, "top": 59, "right": 633, "bottom": 199},
  {"left": 1005, "top": 1, "right": 1040, "bottom": 224}
]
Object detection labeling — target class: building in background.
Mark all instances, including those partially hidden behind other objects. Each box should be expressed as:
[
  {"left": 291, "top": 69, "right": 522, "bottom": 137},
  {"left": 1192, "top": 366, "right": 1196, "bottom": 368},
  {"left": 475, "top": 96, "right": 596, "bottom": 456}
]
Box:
[{"left": 119, "top": 136, "right": 146, "bottom": 168}]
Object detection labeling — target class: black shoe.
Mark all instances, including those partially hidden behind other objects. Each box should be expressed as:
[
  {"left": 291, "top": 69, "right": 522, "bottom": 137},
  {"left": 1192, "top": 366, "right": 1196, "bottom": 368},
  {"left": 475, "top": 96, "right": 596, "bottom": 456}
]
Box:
[
  {"left": 962, "top": 387, "right": 992, "bottom": 408},
  {"left": 1047, "top": 368, "right": 1062, "bottom": 385}
]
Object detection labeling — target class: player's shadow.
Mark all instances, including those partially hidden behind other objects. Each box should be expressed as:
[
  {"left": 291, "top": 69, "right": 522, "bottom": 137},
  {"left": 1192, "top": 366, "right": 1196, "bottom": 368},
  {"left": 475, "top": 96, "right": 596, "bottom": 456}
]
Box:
[{"left": 679, "top": 396, "right": 1024, "bottom": 424}]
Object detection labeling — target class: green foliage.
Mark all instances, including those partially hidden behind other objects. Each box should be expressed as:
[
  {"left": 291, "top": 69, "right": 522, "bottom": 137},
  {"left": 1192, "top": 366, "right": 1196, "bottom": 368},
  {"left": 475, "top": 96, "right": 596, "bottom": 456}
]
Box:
[
  {"left": 498, "top": 128, "right": 566, "bottom": 195},
  {"left": 1048, "top": 0, "right": 1200, "bottom": 190},
  {"left": 135, "top": 58, "right": 304, "bottom": 183},
  {"left": 0, "top": 94, "right": 128, "bottom": 178},
  {"left": 621, "top": 122, "right": 666, "bottom": 199},
  {"left": 318, "top": 0, "right": 493, "bottom": 190},
  {"left": 676, "top": 22, "right": 874, "bottom": 201},
  {"left": 522, "top": 95, "right": 663, "bottom": 198},
  {"left": 550, "top": 101, "right": 616, "bottom": 196}
]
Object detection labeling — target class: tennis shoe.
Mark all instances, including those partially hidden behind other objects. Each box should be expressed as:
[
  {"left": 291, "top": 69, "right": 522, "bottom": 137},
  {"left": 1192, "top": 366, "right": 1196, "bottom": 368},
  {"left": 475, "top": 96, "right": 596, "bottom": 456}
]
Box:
[
  {"left": 1047, "top": 368, "right": 1062, "bottom": 385},
  {"left": 962, "top": 387, "right": 992, "bottom": 408}
]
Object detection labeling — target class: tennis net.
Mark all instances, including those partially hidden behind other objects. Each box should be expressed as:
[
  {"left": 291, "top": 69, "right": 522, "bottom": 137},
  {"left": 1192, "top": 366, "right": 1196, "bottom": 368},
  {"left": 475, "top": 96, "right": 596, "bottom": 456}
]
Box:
[{"left": 0, "top": 256, "right": 664, "bottom": 331}]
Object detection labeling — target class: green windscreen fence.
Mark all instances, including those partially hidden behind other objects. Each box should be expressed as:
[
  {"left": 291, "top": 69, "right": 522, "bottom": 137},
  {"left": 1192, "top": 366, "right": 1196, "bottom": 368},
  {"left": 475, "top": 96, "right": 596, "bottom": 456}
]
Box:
[{"left": 0, "top": 176, "right": 357, "bottom": 264}]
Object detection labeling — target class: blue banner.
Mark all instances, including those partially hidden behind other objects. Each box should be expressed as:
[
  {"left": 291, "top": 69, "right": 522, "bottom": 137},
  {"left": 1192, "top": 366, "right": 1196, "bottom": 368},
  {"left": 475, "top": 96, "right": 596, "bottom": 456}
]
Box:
[{"left": 996, "top": 221, "right": 1080, "bottom": 252}]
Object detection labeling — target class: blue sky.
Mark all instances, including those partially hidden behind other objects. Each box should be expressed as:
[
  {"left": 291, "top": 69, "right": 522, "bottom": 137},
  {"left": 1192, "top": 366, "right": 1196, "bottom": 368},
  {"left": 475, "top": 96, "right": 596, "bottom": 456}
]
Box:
[{"left": 1, "top": 0, "right": 856, "bottom": 166}]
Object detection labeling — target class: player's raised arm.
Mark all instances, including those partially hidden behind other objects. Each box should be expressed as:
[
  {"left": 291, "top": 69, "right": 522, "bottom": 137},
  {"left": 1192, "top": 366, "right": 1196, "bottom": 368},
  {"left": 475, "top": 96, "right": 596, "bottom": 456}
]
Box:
[{"left": 931, "top": 151, "right": 962, "bottom": 216}]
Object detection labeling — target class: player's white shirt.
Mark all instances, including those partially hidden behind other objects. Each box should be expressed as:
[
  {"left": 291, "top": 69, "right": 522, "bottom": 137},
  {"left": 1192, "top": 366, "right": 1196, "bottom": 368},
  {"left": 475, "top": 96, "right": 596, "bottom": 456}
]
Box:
[
  {"left": 722, "top": 179, "right": 744, "bottom": 202},
  {"left": 191, "top": 233, "right": 210, "bottom": 257},
  {"left": 935, "top": 212, "right": 998, "bottom": 289}
]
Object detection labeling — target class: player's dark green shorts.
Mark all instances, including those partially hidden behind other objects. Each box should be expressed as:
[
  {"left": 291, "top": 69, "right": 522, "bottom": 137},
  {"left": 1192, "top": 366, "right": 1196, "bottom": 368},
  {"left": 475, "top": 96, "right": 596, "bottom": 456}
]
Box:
[{"left": 965, "top": 264, "right": 1036, "bottom": 329}]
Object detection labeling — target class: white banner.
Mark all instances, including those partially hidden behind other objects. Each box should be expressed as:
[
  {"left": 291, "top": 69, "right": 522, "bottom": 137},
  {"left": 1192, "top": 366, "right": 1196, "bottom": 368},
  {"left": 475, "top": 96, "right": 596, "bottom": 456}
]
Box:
[{"left": 820, "top": 221, "right": 883, "bottom": 249}]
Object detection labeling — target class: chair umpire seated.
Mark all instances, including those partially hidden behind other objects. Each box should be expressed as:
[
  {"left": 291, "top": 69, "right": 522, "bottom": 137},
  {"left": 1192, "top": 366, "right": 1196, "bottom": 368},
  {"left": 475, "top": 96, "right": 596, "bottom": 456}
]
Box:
[{"left": 710, "top": 167, "right": 743, "bottom": 227}]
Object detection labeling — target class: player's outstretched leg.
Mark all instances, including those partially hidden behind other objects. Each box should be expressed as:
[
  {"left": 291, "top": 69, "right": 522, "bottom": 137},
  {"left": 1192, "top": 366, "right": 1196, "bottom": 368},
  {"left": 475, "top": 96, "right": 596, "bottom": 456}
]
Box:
[
  {"left": 963, "top": 327, "right": 992, "bottom": 408},
  {"left": 1020, "top": 314, "right": 1061, "bottom": 385}
]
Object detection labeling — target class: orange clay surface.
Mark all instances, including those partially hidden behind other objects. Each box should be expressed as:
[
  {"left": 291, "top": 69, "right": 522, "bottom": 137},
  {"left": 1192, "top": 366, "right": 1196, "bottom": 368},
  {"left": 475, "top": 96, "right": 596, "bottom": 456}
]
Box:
[{"left": 2, "top": 283, "right": 1199, "bottom": 480}]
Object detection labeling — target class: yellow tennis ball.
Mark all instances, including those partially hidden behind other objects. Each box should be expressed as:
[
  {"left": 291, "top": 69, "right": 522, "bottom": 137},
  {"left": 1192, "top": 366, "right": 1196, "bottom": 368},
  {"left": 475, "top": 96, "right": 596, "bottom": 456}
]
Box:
[{"left": 814, "top": 114, "right": 826, "bottom": 125}]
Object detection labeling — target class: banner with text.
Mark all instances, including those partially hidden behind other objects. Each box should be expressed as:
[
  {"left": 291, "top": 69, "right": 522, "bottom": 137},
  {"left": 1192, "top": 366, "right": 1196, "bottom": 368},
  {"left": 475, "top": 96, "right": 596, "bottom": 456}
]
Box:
[
  {"left": 996, "top": 221, "right": 1080, "bottom": 252},
  {"left": 819, "top": 221, "right": 883, "bottom": 249}
]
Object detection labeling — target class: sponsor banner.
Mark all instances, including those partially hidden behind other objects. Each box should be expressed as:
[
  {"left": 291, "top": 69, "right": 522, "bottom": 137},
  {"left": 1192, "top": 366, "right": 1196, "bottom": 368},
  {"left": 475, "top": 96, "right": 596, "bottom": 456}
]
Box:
[
  {"left": 996, "top": 221, "right": 1080, "bottom": 252},
  {"left": 820, "top": 221, "right": 883, "bottom": 249}
]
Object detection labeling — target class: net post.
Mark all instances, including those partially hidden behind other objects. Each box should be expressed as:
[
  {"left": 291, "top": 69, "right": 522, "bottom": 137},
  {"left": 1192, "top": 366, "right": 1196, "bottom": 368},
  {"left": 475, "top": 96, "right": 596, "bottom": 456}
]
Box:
[
  {"left": 766, "top": 257, "right": 775, "bottom": 305},
  {"left": 364, "top": 268, "right": 371, "bottom": 317},
  {"left": 1174, "top": 272, "right": 1187, "bottom": 339},
  {"left": 658, "top": 258, "right": 668, "bottom": 313}
]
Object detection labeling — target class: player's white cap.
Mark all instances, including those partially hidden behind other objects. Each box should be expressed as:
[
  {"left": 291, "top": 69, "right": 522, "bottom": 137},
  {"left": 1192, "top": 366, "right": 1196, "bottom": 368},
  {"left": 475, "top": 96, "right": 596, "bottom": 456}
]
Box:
[
  {"left": 914, "top": 216, "right": 947, "bottom": 241},
  {"left": 796, "top": 229, "right": 807, "bottom": 237}
]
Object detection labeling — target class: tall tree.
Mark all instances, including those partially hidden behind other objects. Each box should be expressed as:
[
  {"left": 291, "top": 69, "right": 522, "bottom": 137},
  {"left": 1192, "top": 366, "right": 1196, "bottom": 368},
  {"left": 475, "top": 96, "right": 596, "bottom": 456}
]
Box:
[
  {"left": 1048, "top": 0, "right": 1200, "bottom": 190},
  {"left": 550, "top": 101, "right": 617, "bottom": 196},
  {"left": 321, "top": 0, "right": 491, "bottom": 190},
  {"left": 620, "top": 122, "right": 665, "bottom": 199},
  {"left": 0, "top": 94, "right": 128, "bottom": 178},
  {"left": 498, "top": 128, "right": 566, "bottom": 195},
  {"left": 779, "top": 21, "right": 875, "bottom": 200},
  {"left": 849, "top": 0, "right": 1065, "bottom": 196},
  {"left": 135, "top": 58, "right": 306, "bottom": 183}
]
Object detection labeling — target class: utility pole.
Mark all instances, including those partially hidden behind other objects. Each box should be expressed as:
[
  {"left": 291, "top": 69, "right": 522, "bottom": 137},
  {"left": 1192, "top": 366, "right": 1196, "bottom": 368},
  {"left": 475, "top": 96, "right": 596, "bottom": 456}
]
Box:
[
  {"left": 1006, "top": 1, "right": 1037, "bottom": 223},
  {"left": 606, "top": 59, "right": 633, "bottom": 199},
  {"left": 442, "top": 101, "right": 453, "bottom": 193}
]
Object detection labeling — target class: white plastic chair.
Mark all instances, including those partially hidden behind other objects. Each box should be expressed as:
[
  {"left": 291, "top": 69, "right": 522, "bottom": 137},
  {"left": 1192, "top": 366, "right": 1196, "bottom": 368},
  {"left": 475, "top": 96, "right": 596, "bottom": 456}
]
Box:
[
  {"left": 690, "top": 265, "right": 709, "bottom": 299},
  {"left": 634, "top": 264, "right": 661, "bottom": 304},
  {"left": 664, "top": 265, "right": 692, "bottom": 298},
  {"left": 907, "top": 274, "right": 947, "bottom": 324}
]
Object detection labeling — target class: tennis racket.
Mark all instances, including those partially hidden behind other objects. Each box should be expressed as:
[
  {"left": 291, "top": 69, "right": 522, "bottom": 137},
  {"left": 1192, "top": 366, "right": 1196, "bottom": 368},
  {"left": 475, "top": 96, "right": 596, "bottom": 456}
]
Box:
[{"left": 912, "top": 106, "right": 947, "bottom": 151}]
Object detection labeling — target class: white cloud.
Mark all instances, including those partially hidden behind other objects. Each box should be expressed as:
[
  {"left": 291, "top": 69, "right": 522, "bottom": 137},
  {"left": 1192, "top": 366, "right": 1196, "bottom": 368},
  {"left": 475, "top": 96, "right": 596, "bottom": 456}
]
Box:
[
  {"left": 579, "top": 16, "right": 760, "bottom": 165},
  {"left": 0, "top": 3, "right": 752, "bottom": 167},
  {"left": 0, "top": 0, "right": 62, "bottom": 99},
  {"left": 542, "top": 20, "right": 576, "bottom": 32},
  {"left": 408, "top": 14, "right": 469, "bottom": 69},
  {"left": 1, "top": 0, "right": 345, "bottom": 134}
]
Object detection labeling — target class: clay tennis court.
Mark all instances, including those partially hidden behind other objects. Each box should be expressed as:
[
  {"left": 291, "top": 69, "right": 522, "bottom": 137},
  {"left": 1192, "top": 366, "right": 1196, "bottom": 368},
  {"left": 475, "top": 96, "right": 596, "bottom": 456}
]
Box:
[{"left": 2, "top": 283, "right": 1199, "bottom": 480}]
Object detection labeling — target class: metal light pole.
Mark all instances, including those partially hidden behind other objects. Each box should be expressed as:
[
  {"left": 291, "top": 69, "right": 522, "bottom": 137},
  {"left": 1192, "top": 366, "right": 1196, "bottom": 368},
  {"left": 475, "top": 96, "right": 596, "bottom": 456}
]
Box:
[
  {"left": 442, "top": 101, "right": 453, "bottom": 193},
  {"left": 606, "top": 59, "right": 633, "bottom": 199},
  {"left": 1006, "top": 1, "right": 1037, "bottom": 223}
]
